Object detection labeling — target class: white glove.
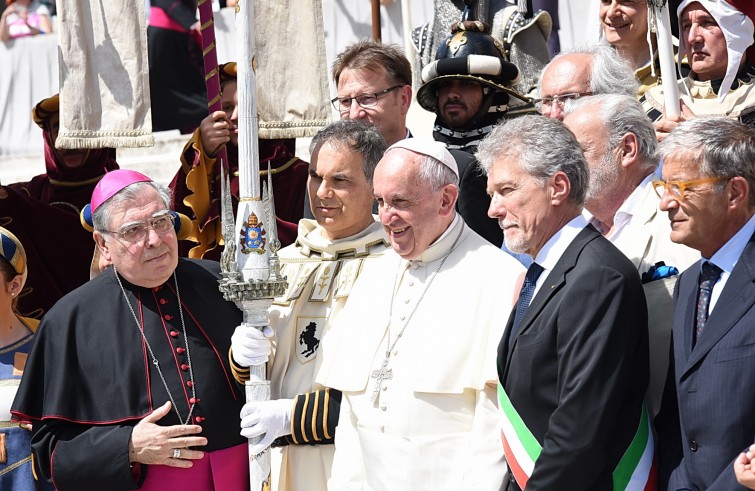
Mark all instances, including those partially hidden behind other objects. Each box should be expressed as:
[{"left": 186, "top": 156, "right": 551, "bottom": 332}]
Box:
[
  {"left": 231, "top": 324, "right": 273, "bottom": 367},
  {"left": 240, "top": 399, "right": 293, "bottom": 455}
]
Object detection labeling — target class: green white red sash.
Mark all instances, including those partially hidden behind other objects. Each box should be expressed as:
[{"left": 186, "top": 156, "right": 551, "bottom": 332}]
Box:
[{"left": 497, "top": 383, "right": 657, "bottom": 490}]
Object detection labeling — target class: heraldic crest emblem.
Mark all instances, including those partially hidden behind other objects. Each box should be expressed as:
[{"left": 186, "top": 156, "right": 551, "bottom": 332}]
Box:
[{"left": 239, "top": 211, "right": 266, "bottom": 254}]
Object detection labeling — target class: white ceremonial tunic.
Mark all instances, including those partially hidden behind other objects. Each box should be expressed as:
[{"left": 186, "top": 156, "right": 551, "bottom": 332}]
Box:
[
  {"left": 268, "top": 218, "right": 390, "bottom": 491},
  {"left": 318, "top": 216, "right": 525, "bottom": 491}
]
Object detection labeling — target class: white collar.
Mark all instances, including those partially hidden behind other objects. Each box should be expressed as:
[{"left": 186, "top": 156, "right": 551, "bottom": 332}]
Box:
[
  {"left": 410, "top": 214, "right": 463, "bottom": 265},
  {"left": 614, "top": 174, "right": 654, "bottom": 226},
  {"left": 707, "top": 213, "right": 755, "bottom": 275},
  {"left": 534, "top": 214, "right": 590, "bottom": 271},
  {"left": 295, "top": 219, "right": 388, "bottom": 259}
]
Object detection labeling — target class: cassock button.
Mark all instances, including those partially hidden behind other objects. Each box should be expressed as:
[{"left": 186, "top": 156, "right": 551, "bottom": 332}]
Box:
[
  {"left": 160, "top": 298, "right": 167, "bottom": 305},
  {"left": 153, "top": 286, "right": 161, "bottom": 293},
  {"left": 403, "top": 299, "right": 409, "bottom": 304},
  {"left": 176, "top": 347, "right": 185, "bottom": 354},
  {"left": 196, "top": 416, "right": 205, "bottom": 423},
  {"left": 181, "top": 364, "right": 190, "bottom": 371},
  {"left": 164, "top": 314, "right": 172, "bottom": 321},
  {"left": 170, "top": 331, "right": 179, "bottom": 338},
  {"left": 187, "top": 381, "right": 194, "bottom": 388},
  {"left": 408, "top": 281, "right": 414, "bottom": 287},
  {"left": 380, "top": 404, "right": 387, "bottom": 411},
  {"left": 189, "top": 397, "right": 200, "bottom": 404}
]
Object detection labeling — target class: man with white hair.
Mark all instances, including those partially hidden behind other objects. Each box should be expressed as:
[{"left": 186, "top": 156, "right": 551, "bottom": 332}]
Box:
[
  {"left": 318, "top": 139, "right": 525, "bottom": 490},
  {"left": 643, "top": 0, "right": 755, "bottom": 139},
  {"left": 537, "top": 43, "right": 639, "bottom": 120},
  {"left": 563, "top": 94, "right": 698, "bottom": 418},
  {"left": 479, "top": 115, "right": 651, "bottom": 490}
]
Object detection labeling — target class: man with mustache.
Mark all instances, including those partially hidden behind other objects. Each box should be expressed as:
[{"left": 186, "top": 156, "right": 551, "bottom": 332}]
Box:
[
  {"left": 478, "top": 115, "right": 651, "bottom": 490},
  {"left": 562, "top": 94, "right": 698, "bottom": 419},
  {"left": 416, "top": 19, "right": 535, "bottom": 247},
  {"left": 642, "top": 0, "right": 755, "bottom": 140}
]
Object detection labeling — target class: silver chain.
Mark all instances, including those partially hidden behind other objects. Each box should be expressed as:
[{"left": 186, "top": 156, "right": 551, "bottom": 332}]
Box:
[
  {"left": 114, "top": 266, "right": 197, "bottom": 425},
  {"left": 383, "top": 222, "right": 465, "bottom": 366}
]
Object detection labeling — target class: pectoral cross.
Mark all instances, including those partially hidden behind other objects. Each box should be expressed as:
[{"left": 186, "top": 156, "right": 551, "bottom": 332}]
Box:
[{"left": 370, "top": 357, "right": 393, "bottom": 403}]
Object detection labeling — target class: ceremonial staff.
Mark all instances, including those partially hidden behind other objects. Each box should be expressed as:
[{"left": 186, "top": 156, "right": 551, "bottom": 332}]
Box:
[
  {"left": 215, "top": 1, "right": 287, "bottom": 490},
  {"left": 197, "top": 0, "right": 230, "bottom": 170},
  {"left": 649, "top": 0, "right": 681, "bottom": 118}
]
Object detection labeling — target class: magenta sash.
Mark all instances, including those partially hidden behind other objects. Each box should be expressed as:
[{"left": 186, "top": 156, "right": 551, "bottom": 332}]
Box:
[
  {"left": 149, "top": 7, "right": 187, "bottom": 33},
  {"left": 139, "top": 443, "right": 250, "bottom": 491}
]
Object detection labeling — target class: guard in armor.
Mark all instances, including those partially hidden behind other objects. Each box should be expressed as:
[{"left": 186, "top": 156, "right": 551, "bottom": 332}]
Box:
[
  {"left": 417, "top": 17, "right": 535, "bottom": 246},
  {"left": 413, "top": 0, "right": 551, "bottom": 96}
]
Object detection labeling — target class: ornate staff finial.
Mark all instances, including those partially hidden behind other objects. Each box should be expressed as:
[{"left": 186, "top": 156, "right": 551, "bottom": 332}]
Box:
[{"left": 219, "top": 162, "right": 240, "bottom": 280}]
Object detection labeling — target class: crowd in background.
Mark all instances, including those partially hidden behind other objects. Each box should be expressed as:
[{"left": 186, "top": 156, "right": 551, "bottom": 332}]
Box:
[{"left": 1, "top": 0, "right": 755, "bottom": 490}]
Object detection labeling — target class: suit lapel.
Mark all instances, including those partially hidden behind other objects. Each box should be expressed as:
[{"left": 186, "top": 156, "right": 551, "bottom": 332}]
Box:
[
  {"left": 502, "top": 226, "right": 600, "bottom": 381},
  {"left": 684, "top": 236, "right": 755, "bottom": 374}
]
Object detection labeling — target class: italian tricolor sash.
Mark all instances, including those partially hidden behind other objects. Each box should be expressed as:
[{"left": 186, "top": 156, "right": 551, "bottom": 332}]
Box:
[{"left": 497, "top": 383, "right": 657, "bottom": 490}]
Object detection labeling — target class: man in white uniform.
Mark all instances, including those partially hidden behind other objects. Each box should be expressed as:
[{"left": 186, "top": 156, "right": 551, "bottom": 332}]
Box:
[
  {"left": 230, "top": 120, "right": 391, "bottom": 491},
  {"left": 318, "top": 138, "right": 525, "bottom": 490}
]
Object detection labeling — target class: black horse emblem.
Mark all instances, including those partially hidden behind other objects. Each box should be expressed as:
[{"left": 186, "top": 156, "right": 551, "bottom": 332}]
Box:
[{"left": 299, "top": 321, "right": 320, "bottom": 358}]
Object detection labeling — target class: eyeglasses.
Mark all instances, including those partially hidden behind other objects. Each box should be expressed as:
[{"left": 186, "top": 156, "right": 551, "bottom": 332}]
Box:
[
  {"left": 651, "top": 176, "right": 730, "bottom": 201},
  {"left": 536, "top": 92, "right": 593, "bottom": 111},
  {"left": 331, "top": 85, "right": 403, "bottom": 113},
  {"left": 106, "top": 211, "right": 175, "bottom": 243}
]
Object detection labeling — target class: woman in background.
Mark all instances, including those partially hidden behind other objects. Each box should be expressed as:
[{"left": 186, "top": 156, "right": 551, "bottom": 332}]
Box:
[{"left": 0, "top": 227, "right": 52, "bottom": 490}]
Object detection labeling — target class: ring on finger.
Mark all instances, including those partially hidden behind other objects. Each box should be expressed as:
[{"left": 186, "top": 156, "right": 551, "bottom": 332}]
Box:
[{"left": 173, "top": 448, "right": 181, "bottom": 459}]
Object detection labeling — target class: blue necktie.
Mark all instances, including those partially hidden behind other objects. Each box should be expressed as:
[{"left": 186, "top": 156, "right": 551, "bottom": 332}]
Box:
[
  {"left": 509, "top": 262, "right": 544, "bottom": 350},
  {"left": 695, "top": 261, "right": 722, "bottom": 344}
]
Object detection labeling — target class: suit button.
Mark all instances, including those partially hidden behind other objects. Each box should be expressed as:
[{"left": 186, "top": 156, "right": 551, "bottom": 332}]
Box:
[{"left": 689, "top": 439, "right": 698, "bottom": 452}]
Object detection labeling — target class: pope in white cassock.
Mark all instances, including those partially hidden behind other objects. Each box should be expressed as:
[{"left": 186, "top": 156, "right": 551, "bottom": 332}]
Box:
[{"left": 318, "top": 138, "right": 525, "bottom": 490}]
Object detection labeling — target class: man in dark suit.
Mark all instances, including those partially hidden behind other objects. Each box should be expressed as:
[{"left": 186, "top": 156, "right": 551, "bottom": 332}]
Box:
[
  {"left": 654, "top": 117, "right": 755, "bottom": 490},
  {"left": 476, "top": 115, "right": 652, "bottom": 490}
]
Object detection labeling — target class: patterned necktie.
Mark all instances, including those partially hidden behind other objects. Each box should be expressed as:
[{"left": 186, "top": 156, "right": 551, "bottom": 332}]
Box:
[
  {"left": 509, "top": 262, "right": 544, "bottom": 350},
  {"left": 695, "top": 261, "right": 723, "bottom": 343}
]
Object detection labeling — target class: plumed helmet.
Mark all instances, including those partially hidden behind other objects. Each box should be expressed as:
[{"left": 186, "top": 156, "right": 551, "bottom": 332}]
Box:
[{"left": 417, "top": 20, "right": 528, "bottom": 114}]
